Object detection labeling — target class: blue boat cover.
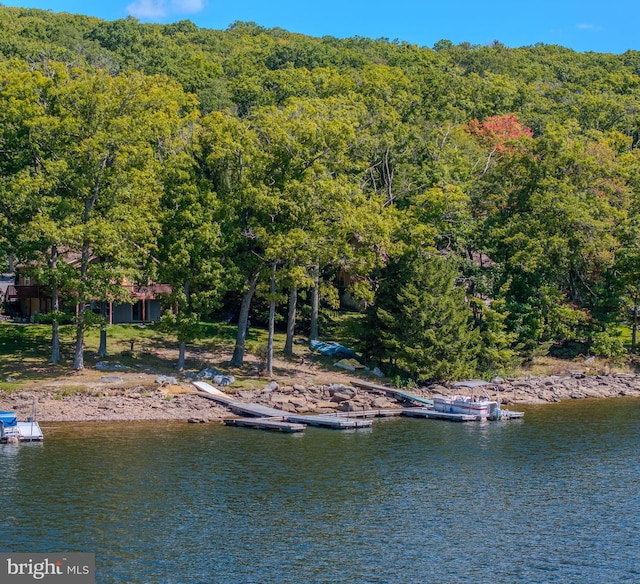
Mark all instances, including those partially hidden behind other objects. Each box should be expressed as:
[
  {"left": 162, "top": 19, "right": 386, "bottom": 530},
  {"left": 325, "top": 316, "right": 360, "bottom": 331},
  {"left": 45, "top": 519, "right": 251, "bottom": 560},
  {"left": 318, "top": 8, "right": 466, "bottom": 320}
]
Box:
[
  {"left": 309, "top": 340, "right": 357, "bottom": 357},
  {"left": 0, "top": 411, "right": 17, "bottom": 427}
]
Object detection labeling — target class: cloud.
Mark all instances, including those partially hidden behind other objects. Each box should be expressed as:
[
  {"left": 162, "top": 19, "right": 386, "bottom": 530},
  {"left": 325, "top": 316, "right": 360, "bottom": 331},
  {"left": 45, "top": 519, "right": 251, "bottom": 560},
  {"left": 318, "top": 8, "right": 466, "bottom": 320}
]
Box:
[
  {"left": 171, "top": 0, "right": 206, "bottom": 13},
  {"left": 127, "top": 0, "right": 205, "bottom": 19},
  {"left": 576, "top": 23, "right": 603, "bottom": 31},
  {"left": 127, "top": 0, "right": 167, "bottom": 18}
]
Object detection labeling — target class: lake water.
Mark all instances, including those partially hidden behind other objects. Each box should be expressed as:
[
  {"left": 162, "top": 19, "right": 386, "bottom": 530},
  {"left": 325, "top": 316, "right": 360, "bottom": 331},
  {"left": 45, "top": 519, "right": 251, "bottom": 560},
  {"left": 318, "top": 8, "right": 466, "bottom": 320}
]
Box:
[{"left": 1, "top": 398, "right": 639, "bottom": 584}]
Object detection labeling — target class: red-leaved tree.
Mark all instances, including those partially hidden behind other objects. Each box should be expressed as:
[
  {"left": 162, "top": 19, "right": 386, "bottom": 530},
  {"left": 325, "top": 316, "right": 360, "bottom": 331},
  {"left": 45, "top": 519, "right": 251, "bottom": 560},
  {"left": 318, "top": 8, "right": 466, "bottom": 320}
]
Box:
[{"left": 467, "top": 113, "right": 533, "bottom": 153}]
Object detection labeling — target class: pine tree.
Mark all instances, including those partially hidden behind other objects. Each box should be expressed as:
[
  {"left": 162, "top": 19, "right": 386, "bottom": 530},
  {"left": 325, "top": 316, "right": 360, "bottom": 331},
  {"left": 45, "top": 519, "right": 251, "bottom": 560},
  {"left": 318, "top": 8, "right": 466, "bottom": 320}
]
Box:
[{"left": 364, "top": 254, "right": 480, "bottom": 381}]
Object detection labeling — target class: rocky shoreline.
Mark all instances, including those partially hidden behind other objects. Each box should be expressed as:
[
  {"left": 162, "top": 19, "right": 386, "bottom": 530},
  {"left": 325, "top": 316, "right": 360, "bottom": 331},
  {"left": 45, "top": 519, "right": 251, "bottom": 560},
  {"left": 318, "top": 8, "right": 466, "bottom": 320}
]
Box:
[{"left": 2, "top": 371, "right": 640, "bottom": 424}]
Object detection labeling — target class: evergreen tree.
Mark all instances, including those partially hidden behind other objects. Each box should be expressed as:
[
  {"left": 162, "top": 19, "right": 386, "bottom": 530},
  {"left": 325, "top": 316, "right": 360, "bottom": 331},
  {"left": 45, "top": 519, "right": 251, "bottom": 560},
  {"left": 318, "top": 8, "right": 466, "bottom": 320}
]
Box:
[{"left": 363, "top": 253, "right": 480, "bottom": 381}]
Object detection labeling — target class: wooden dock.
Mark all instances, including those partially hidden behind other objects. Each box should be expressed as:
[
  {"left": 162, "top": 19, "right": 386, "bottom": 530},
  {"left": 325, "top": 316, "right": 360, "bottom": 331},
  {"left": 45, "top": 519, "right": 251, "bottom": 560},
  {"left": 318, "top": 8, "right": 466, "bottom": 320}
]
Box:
[
  {"left": 194, "top": 381, "right": 372, "bottom": 430},
  {"left": 499, "top": 410, "right": 525, "bottom": 420},
  {"left": 193, "top": 381, "right": 522, "bottom": 432},
  {"left": 350, "top": 379, "right": 434, "bottom": 407},
  {"left": 326, "top": 409, "right": 404, "bottom": 419},
  {"left": 287, "top": 413, "right": 372, "bottom": 429},
  {"left": 224, "top": 417, "right": 306, "bottom": 433},
  {"left": 402, "top": 407, "right": 478, "bottom": 422}
]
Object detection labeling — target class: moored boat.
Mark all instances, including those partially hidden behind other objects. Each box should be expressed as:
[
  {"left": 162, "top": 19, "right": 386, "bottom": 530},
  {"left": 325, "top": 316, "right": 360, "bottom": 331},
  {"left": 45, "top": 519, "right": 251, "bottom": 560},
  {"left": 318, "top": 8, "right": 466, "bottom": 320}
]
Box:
[
  {"left": 433, "top": 395, "right": 497, "bottom": 420},
  {"left": 0, "top": 410, "right": 43, "bottom": 443},
  {"left": 433, "top": 380, "right": 524, "bottom": 421}
]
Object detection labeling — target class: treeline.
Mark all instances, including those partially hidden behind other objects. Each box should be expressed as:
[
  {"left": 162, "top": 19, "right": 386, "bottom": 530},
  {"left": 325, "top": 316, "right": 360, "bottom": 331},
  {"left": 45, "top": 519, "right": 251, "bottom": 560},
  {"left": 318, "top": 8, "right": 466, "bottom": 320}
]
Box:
[{"left": 2, "top": 7, "right": 640, "bottom": 380}]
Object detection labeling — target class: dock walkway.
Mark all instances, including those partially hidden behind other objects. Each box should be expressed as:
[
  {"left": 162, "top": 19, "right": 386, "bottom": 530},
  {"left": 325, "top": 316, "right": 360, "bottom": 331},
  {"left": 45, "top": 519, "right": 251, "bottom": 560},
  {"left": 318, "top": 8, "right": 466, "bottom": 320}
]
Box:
[
  {"left": 193, "top": 380, "right": 523, "bottom": 432},
  {"left": 402, "top": 407, "right": 478, "bottom": 422},
  {"left": 194, "top": 381, "right": 372, "bottom": 430},
  {"left": 224, "top": 417, "right": 306, "bottom": 433},
  {"left": 351, "top": 379, "right": 434, "bottom": 407}
]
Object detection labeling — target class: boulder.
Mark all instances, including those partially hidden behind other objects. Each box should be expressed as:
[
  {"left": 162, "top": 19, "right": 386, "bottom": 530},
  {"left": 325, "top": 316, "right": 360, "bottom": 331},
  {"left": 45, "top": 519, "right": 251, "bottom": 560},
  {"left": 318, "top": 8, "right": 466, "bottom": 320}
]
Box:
[
  {"left": 315, "top": 407, "right": 337, "bottom": 414},
  {"left": 269, "top": 394, "right": 291, "bottom": 406},
  {"left": 371, "top": 397, "right": 394, "bottom": 409},
  {"left": 337, "top": 401, "right": 355, "bottom": 412},
  {"left": 236, "top": 391, "right": 255, "bottom": 400},
  {"left": 328, "top": 384, "right": 355, "bottom": 397},
  {"left": 100, "top": 376, "right": 124, "bottom": 384},
  {"left": 197, "top": 367, "right": 223, "bottom": 379},
  {"left": 264, "top": 381, "right": 279, "bottom": 392},
  {"left": 312, "top": 400, "right": 336, "bottom": 410},
  {"left": 338, "top": 400, "right": 368, "bottom": 412},
  {"left": 287, "top": 396, "right": 309, "bottom": 408},
  {"left": 197, "top": 368, "right": 235, "bottom": 386},
  {"left": 331, "top": 392, "right": 355, "bottom": 403},
  {"left": 156, "top": 376, "right": 178, "bottom": 385},
  {"left": 334, "top": 360, "right": 355, "bottom": 371}
]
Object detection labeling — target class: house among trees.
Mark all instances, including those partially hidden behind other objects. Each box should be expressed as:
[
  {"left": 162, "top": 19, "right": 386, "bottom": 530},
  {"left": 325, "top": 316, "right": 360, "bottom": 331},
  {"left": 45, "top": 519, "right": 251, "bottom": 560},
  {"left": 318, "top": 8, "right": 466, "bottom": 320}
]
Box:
[{"left": 5, "top": 269, "right": 171, "bottom": 324}]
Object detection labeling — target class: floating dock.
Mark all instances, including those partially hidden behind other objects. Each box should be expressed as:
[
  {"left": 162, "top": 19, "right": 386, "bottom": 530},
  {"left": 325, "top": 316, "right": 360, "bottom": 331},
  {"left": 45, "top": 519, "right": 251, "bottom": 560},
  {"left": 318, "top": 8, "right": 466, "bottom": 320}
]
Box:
[
  {"left": 224, "top": 417, "right": 306, "bottom": 433},
  {"left": 194, "top": 381, "right": 372, "bottom": 430},
  {"left": 354, "top": 379, "right": 524, "bottom": 421},
  {"left": 498, "top": 410, "right": 525, "bottom": 420},
  {"left": 193, "top": 380, "right": 523, "bottom": 433},
  {"left": 402, "top": 407, "right": 478, "bottom": 422}
]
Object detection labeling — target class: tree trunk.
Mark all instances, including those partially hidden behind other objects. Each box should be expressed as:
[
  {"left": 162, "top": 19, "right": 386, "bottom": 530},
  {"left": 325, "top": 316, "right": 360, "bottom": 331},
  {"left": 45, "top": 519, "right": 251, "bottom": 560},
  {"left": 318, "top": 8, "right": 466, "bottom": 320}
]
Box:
[
  {"left": 177, "top": 341, "right": 186, "bottom": 371},
  {"left": 7, "top": 217, "right": 14, "bottom": 273},
  {"left": 309, "top": 264, "right": 320, "bottom": 342},
  {"left": 50, "top": 244, "right": 60, "bottom": 364},
  {"left": 284, "top": 285, "right": 297, "bottom": 356},
  {"left": 51, "top": 320, "right": 60, "bottom": 364},
  {"left": 98, "top": 330, "right": 107, "bottom": 358},
  {"left": 230, "top": 271, "right": 260, "bottom": 366},
  {"left": 176, "top": 280, "right": 191, "bottom": 369},
  {"left": 266, "top": 262, "right": 276, "bottom": 377},
  {"left": 633, "top": 301, "right": 638, "bottom": 353},
  {"left": 73, "top": 239, "right": 91, "bottom": 371},
  {"left": 98, "top": 302, "right": 108, "bottom": 358},
  {"left": 72, "top": 302, "right": 86, "bottom": 370}
]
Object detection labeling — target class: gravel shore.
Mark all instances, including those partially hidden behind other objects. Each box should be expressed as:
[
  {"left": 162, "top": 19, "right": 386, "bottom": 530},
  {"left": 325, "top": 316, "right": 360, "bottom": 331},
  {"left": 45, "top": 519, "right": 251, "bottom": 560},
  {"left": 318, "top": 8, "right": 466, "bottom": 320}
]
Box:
[{"left": 2, "top": 370, "right": 640, "bottom": 424}]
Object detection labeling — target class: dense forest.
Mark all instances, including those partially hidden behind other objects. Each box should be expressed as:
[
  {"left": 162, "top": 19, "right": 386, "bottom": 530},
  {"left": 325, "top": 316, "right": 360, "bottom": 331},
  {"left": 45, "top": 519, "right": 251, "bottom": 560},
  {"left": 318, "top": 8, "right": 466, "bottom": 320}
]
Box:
[{"left": 2, "top": 6, "right": 640, "bottom": 381}]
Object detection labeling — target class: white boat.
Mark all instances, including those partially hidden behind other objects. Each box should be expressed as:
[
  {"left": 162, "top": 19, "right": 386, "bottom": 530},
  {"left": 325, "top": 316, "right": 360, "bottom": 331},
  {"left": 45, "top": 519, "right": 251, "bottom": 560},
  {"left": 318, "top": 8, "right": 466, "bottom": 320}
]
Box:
[
  {"left": 0, "top": 410, "right": 43, "bottom": 443},
  {"left": 432, "top": 395, "right": 497, "bottom": 420},
  {"left": 432, "top": 380, "right": 524, "bottom": 421}
]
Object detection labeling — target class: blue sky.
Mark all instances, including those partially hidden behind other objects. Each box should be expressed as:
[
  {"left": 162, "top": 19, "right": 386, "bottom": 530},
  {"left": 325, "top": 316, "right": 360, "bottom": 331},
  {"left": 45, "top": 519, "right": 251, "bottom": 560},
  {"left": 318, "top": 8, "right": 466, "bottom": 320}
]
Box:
[{"left": 2, "top": 0, "right": 639, "bottom": 54}]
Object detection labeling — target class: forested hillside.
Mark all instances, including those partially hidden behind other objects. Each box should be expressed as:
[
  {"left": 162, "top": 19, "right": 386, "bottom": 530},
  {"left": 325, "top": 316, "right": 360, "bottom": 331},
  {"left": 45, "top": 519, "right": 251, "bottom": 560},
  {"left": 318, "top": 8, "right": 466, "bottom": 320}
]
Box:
[{"left": 2, "top": 6, "right": 640, "bottom": 380}]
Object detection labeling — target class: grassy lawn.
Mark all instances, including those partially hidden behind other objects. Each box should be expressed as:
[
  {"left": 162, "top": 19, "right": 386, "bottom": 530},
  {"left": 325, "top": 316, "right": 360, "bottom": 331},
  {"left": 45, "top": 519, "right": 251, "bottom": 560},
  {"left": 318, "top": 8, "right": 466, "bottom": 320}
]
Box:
[
  {"left": 0, "top": 322, "right": 178, "bottom": 390},
  {"left": 4, "top": 314, "right": 629, "bottom": 393},
  {"left": 0, "top": 319, "right": 316, "bottom": 392}
]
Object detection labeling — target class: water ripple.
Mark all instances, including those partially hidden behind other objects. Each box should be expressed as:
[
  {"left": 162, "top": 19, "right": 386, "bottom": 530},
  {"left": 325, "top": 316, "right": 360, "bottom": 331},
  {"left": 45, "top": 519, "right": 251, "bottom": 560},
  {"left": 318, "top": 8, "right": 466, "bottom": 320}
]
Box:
[{"left": 1, "top": 399, "right": 639, "bottom": 583}]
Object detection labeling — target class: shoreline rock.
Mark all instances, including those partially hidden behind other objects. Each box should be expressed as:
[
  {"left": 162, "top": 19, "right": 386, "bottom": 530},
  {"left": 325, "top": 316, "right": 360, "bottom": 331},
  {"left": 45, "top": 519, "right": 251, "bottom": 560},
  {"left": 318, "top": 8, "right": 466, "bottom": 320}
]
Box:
[{"left": 1, "top": 372, "right": 639, "bottom": 424}]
